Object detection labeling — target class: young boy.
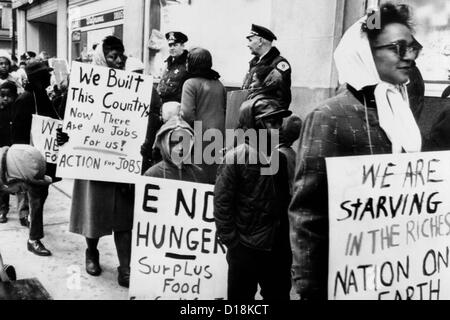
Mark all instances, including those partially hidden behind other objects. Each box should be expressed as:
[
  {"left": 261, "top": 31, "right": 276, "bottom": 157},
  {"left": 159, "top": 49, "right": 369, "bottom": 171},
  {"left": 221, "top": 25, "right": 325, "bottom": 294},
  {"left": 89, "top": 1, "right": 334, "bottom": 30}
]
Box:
[
  {"left": 214, "top": 99, "right": 292, "bottom": 300},
  {"left": 144, "top": 115, "right": 207, "bottom": 183},
  {"left": 0, "top": 81, "right": 18, "bottom": 223}
]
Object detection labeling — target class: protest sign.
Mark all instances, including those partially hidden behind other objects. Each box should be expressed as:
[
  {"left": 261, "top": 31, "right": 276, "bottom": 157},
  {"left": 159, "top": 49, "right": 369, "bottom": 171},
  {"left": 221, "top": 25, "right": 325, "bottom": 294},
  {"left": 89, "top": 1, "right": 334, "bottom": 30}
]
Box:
[
  {"left": 31, "top": 115, "right": 63, "bottom": 164},
  {"left": 56, "top": 62, "right": 152, "bottom": 183},
  {"left": 49, "top": 58, "right": 70, "bottom": 86},
  {"left": 326, "top": 151, "right": 450, "bottom": 300},
  {"left": 129, "top": 177, "right": 227, "bottom": 300}
]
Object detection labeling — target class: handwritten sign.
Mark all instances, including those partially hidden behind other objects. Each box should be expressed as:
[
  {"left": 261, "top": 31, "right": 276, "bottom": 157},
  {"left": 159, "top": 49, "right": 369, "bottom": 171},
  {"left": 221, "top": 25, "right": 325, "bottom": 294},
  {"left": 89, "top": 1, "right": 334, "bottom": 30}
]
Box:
[
  {"left": 56, "top": 62, "right": 152, "bottom": 183},
  {"left": 326, "top": 151, "right": 450, "bottom": 300},
  {"left": 129, "top": 177, "right": 227, "bottom": 300},
  {"left": 31, "top": 115, "right": 63, "bottom": 164}
]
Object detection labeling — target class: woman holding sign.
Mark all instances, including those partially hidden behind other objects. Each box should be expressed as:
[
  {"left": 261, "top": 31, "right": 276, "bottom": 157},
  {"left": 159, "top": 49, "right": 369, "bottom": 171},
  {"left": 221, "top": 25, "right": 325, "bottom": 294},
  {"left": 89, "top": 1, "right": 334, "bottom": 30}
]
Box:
[
  {"left": 68, "top": 36, "right": 134, "bottom": 288},
  {"left": 289, "top": 3, "right": 423, "bottom": 299}
]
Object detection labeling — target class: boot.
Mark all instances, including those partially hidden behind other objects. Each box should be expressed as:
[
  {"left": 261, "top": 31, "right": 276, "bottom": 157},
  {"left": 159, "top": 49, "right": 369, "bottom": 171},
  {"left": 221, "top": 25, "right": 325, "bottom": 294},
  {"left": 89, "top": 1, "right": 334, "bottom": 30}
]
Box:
[
  {"left": 85, "top": 249, "right": 102, "bottom": 276},
  {"left": 117, "top": 266, "right": 130, "bottom": 288}
]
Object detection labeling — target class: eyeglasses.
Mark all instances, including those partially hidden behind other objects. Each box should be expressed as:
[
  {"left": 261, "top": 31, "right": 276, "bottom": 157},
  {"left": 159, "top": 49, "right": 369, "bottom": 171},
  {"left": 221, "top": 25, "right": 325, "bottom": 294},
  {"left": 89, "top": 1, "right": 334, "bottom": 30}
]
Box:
[{"left": 372, "top": 39, "right": 423, "bottom": 59}]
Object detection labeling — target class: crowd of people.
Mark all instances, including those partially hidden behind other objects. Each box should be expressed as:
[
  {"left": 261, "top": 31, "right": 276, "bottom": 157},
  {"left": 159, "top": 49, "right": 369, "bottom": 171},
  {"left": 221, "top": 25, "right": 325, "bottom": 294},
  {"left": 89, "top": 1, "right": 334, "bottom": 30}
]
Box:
[{"left": 1, "top": 1, "right": 450, "bottom": 300}]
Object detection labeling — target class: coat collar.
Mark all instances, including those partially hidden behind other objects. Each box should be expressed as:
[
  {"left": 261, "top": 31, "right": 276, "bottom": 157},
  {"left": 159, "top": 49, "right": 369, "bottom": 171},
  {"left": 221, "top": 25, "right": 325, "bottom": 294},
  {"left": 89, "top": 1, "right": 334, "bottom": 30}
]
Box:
[
  {"left": 249, "top": 46, "right": 281, "bottom": 67},
  {"left": 166, "top": 50, "right": 188, "bottom": 66}
]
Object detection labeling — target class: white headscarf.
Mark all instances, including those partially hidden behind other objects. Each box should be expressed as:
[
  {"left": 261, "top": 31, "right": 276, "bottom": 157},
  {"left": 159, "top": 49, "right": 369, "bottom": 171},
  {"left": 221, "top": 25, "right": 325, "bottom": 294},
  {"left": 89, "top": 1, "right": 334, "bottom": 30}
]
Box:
[
  {"left": 92, "top": 43, "right": 107, "bottom": 67},
  {"left": 334, "top": 15, "right": 422, "bottom": 153}
]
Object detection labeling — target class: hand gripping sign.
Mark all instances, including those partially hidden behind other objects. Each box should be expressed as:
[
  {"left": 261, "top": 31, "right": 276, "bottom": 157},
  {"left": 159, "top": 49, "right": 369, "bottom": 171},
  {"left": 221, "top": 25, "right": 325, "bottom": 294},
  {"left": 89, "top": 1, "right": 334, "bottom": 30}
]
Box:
[
  {"left": 326, "top": 151, "right": 450, "bottom": 300},
  {"left": 56, "top": 62, "right": 152, "bottom": 183},
  {"left": 129, "top": 177, "right": 227, "bottom": 300}
]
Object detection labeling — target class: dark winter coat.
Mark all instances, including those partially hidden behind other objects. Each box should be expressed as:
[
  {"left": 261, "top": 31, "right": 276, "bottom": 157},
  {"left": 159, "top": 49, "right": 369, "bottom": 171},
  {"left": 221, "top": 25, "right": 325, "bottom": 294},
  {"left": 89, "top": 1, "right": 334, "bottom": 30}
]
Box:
[
  {"left": 140, "top": 86, "right": 163, "bottom": 173},
  {"left": 214, "top": 102, "right": 291, "bottom": 252},
  {"left": 11, "top": 89, "right": 59, "bottom": 144},
  {"left": 288, "top": 86, "right": 393, "bottom": 299},
  {"left": 12, "top": 88, "right": 60, "bottom": 180},
  {"left": 0, "top": 102, "right": 13, "bottom": 147},
  {"left": 181, "top": 76, "right": 226, "bottom": 183},
  {"left": 157, "top": 50, "right": 189, "bottom": 103},
  {"left": 242, "top": 46, "right": 292, "bottom": 109}
]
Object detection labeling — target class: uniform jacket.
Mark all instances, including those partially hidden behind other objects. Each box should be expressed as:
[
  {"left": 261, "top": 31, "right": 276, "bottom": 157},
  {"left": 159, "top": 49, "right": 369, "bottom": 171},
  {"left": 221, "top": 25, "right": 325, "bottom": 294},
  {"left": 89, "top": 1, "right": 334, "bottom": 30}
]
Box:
[
  {"left": 157, "top": 50, "right": 189, "bottom": 103},
  {"left": 288, "top": 86, "right": 393, "bottom": 299},
  {"left": 242, "top": 46, "right": 292, "bottom": 109}
]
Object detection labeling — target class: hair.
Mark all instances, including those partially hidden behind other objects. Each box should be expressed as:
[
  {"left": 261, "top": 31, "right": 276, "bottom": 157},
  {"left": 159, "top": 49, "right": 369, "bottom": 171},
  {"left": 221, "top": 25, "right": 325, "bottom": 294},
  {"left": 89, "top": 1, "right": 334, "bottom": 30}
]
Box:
[
  {"left": 0, "top": 81, "right": 18, "bottom": 97},
  {"left": 26, "top": 51, "right": 36, "bottom": 58},
  {"left": 102, "top": 36, "right": 125, "bottom": 55},
  {"left": 0, "top": 56, "right": 11, "bottom": 67},
  {"left": 362, "top": 2, "right": 414, "bottom": 43},
  {"left": 187, "top": 47, "right": 212, "bottom": 72},
  {"left": 253, "top": 65, "right": 273, "bottom": 84}
]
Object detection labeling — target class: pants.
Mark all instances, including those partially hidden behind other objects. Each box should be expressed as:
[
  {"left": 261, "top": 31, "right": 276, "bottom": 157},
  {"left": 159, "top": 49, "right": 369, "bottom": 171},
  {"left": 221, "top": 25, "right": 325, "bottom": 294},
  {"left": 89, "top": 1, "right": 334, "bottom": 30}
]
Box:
[
  {"left": 226, "top": 241, "right": 292, "bottom": 301},
  {"left": 27, "top": 185, "right": 49, "bottom": 241},
  {"left": 0, "top": 192, "right": 9, "bottom": 215},
  {"left": 16, "top": 192, "right": 29, "bottom": 219}
]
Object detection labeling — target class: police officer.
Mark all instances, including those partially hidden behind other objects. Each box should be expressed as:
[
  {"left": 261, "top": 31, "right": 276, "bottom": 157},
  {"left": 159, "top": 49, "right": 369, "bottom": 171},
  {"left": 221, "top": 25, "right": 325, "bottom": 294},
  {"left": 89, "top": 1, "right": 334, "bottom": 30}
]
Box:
[
  {"left": 242, "top": 24, "right": 292, "bottom": 109},
  {"left": 157, "top": 31, "right": 189, "bottom": 103}
]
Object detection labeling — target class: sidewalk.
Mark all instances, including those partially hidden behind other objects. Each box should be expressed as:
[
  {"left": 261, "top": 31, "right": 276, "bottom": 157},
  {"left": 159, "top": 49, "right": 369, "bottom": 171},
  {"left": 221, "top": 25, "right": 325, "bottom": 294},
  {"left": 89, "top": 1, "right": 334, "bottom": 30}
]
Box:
[
  {"left": 0, "top": 179, "right": 298, "bottom": 300},
  {"left": 0, "top": 179, "right": 128, "bottom": 300}
]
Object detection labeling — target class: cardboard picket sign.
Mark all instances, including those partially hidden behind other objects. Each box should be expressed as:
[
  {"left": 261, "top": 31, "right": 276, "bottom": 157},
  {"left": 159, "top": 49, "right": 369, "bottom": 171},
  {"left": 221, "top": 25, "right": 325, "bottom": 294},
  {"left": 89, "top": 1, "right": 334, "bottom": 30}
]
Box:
[
  {"left": 129, "top": 176, "right": 227, "bottom": 300},
  {"left": 56, "top": 62, "right": 152, "bottom": 183},
  {"left": 326, "top": 151, "right": 450, "bottom": 300},
  {"left": 31, "top": 115, "right": 63, "bottom": 164}
]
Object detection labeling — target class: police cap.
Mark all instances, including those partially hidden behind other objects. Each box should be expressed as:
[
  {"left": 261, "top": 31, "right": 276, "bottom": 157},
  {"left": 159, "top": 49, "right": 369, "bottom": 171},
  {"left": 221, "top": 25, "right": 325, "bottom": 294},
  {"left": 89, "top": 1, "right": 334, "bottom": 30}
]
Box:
[
  {"left": 165, "top": 31, "right": 188, "bottom": 45},
  {"left": 246, "top": 24, "right": 277, "bottom": 42}
]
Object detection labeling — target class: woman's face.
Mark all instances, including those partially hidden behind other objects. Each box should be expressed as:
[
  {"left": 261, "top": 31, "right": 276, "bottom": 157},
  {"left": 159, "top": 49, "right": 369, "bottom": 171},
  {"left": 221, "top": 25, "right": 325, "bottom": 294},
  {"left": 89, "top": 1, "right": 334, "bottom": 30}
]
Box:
[
  {"left": 371, "top": 23, "right": 417, "bottom": 85},
  {"left": 105, "top": 49, "right": 125, "bottom": 70}
]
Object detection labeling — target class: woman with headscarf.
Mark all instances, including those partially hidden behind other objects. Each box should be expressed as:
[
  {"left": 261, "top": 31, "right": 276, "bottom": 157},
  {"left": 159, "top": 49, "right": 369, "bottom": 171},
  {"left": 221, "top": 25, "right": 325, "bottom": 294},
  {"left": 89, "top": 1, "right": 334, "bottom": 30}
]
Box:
[
  {"left": 288, "top": 3, "right": 423, "bottom": 300},
  {"left": 68, "top": 36, "right": 133, "bottom": 288},
  {"left": 180, "top": 47, "right": 226, "bottom": 184}
]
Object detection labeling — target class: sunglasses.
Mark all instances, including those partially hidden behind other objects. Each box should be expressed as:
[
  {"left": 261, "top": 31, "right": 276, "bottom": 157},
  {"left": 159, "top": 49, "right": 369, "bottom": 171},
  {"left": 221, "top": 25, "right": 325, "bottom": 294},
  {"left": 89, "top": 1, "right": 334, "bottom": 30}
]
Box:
[{"left": 373, "top": 38, "right": 423, "bottom": 59}]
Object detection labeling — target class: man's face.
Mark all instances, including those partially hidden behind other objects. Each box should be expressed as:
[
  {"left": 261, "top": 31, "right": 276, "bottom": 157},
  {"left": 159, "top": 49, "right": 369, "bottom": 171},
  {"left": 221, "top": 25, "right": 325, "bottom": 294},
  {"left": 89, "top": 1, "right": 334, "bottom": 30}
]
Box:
[
  {"left": 168, "top": 42, "right": 185, "bottom": 58},
  {"left": 0, "top": 57, "right": 10, "bottom": 77},
  {"left": 105, "top": 49, "right": 126, "bottom": 70},
  {"left": 0, "top": 88, "right": 16, "bottom": 108},
  {"left": 247, "top": 35, "right": 262, "bottom": 56}
]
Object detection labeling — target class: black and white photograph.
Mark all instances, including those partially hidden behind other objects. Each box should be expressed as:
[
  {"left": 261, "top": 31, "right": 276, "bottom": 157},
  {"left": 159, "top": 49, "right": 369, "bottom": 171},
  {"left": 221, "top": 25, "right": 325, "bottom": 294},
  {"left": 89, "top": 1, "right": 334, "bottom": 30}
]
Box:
[{"left": 0, "top": 0, "right": 449, "bottom": 306}]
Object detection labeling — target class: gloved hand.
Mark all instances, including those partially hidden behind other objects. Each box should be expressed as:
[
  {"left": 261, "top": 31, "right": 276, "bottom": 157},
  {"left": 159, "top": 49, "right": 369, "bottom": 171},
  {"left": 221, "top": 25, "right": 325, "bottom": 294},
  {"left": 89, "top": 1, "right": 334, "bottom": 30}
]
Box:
[{"left": 56, "top": 128, "right": 69, "bottom": 146}]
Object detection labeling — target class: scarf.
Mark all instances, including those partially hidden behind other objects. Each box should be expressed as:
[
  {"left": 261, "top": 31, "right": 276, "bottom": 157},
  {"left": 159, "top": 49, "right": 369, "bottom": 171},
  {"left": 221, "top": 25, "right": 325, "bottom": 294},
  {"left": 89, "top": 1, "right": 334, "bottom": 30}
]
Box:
[
  {"left": 187, "top": 68, "right": 220, "bottom": 80},
  {"left": 334, "top": 16, "right": 421, "bottom": 153}
]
